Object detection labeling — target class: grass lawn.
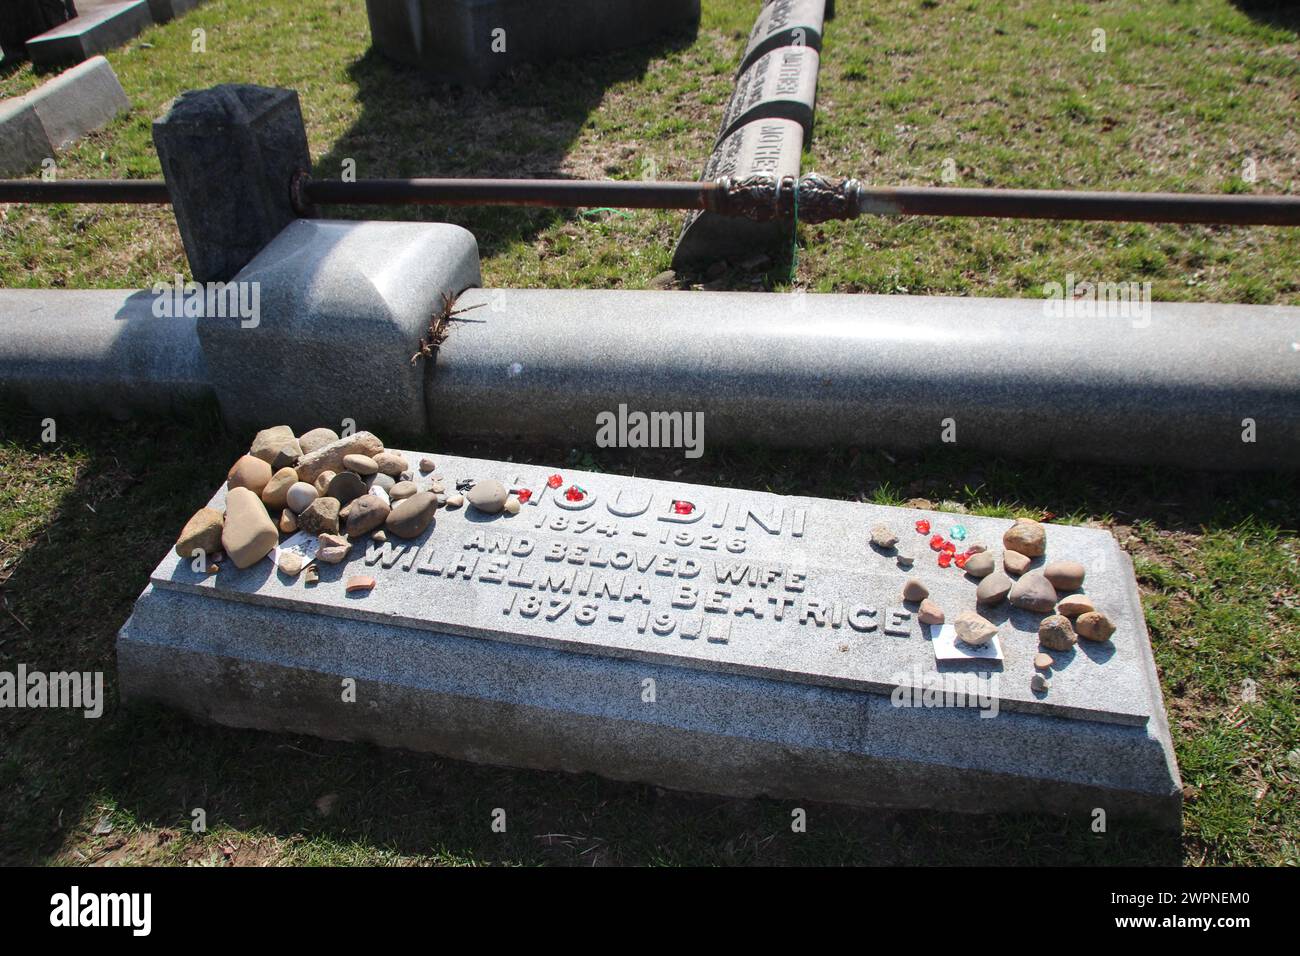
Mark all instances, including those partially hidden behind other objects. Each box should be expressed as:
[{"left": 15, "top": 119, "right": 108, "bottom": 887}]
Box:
[{"left": 1, "top": 0, "right": 1298, "bottom": 866}]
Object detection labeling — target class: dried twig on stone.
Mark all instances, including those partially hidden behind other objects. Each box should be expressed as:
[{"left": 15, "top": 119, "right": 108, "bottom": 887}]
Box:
[{"left": 411, "top": 292, "right": 484, "bottom": 365}]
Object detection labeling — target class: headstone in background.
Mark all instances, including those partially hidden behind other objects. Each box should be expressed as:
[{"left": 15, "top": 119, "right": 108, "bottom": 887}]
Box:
[
  {"left": 671, "top": 118, "right": 804, "bottom": 269},
  {"left": 119, "top": 454, "right": 1182, "bottom": 827},
  {"left": 25, "top": 0, "right": 152, "bottom": 67},
  {"left": 364, "top": 0, "right": 701, "bottom": 88},
  {"left": 0, "top": 98, "right": 54, "bottom": 177},
  {"left": 26, "top": 55, "right": 130, "bottom": 150},
  {"left": 718, "top": 43, "right": 819, "bottom": 142},
  {"left": 740, "top": 0, "right": 827, "bottom": 73},
  {"left": 147, "top": 0, "right": 205, "bottom": 24},
  {"left": 0, "top": 0, "right": 75, "bottom": 64}
]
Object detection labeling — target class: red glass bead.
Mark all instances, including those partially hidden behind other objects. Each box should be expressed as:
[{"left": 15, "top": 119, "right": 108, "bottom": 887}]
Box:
[
  {"left": 517, "top": 489, "right": 532, "bottom": 503},
  {"left": 565, "top": 486, "right": 585, "bottom": 502},
  {"left": 941, "top": 541, "right": 957, "bottom": 554},
  {"left": 929, "top": 534, "right": 944, "bottom": 551},
  {"left": 547, "top": 474, "right": 563, "bottom": 488},
  {"left": 938, "top": 552, "right": 953, "bottom": 568},
  {"left": 673, "top": 500, "right": 694, "bottom": 515},
  {"left": 915, "top": 520, "right": 930, "bottom": 534},
  {"left": 954, "top": 553, "right": 969, "bottom": 569}
]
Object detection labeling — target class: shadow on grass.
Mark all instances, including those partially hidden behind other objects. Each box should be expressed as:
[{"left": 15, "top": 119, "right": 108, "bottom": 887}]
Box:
[
  {"left": 311, "top": 26, "right": 698, "bottom": 263},
  {"left": 1230, "top": 0, "right": 1300, "bottom": 35},
  {"left": 8, "top": 406, "right": 1296, "bottom": 865}
]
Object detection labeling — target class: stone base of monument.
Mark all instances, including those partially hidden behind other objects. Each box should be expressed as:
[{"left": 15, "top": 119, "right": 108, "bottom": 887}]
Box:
[
  {"left": 118, "top": 452, "right": 1181, "bottom": 828},
  {"left": 26, "top": 0, "right": 153, "bottom": 67},
  {"left": 365, "top": 0, "right": 701, "bottom": 88}
]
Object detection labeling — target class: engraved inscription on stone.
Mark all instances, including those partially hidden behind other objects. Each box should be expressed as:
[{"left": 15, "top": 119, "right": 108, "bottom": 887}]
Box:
[
  {"left": 719, "top": 45, "right": 820, "bottom": 142},
  {"left": 153, "top": 451, "right": 1155, "bottom": 726},
  {"left": 740, "top": 0, "right": 827, "bottom": 72}
]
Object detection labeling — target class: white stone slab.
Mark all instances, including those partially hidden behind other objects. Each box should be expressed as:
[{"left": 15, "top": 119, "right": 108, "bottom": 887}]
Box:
[{"left": 148, "top": 451, "right": 1154, "bottom": 727}]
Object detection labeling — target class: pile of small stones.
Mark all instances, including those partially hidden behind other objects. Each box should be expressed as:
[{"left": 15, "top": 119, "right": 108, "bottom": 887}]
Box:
[
  {"left": 174, "top": 426, "right": 526, "bottom": 590},
  {"left": 869, "top": 515, "right": 1117, "bottom": 696}
]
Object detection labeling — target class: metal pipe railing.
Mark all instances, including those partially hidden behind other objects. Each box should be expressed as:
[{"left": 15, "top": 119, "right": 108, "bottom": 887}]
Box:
[{"left": 2, "top": 175, "right": 1298, "bottom": 227}]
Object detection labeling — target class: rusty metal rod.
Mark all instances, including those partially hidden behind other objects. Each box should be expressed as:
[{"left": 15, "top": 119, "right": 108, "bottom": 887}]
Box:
[
  {"left": 854, "top": 184, "right": 1300, "bottom": 226},
  {"left": 300, "top": 177, "right": 718, "bottom": 211},
  {"left": 2, "top": 176, "right": 1298, "bottom": 227},
  {"left": 0, "top": 179, "right": 172, "bottom": 204}
]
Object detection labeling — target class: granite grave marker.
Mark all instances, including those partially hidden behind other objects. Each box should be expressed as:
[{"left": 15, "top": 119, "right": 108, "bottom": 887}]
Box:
[
  {"left": 740, "top": 0, "right": 826, "bottom": 73},
  {"left": 718, "top": 43, "right": 820, "bottom": 142},
  {"left": 119, "top": 450, "right": 1182, "bottom": 826}
]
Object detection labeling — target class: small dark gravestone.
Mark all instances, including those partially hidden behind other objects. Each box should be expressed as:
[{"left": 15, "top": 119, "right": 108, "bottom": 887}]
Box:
[
  {"left": 718, "top": 44, "right": 820, "bottom": 143},
  {"left": 739, "top": 0, "right": 827, "bottom": 73},
  {"left": 671, "top": 118, "right": 804, "bottom": 269},
  {"left": 153, "top": 85, "right": 312, "bottom": 284},
  {"left": 365, "top": 0, "right": 701, "bottom": 88}
]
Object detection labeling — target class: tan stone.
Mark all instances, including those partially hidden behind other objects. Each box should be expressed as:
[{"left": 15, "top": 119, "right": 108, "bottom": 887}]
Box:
[
  {"left": 261, "top": 466, "right": 298, "bottom": 511},
  {"left": 1003, "top": 550, "right": 1031, "bottom": 576},
  {"left": 917, "top": 599, "right": 944, "bottom": 625},
  {"left": 175, "top": 507, "right": 224, "bottom": 559},
  {"left": 954, "top": 610, "right": 998, "bottom": 647},
  {"left": 297, "top": 427, "right": 339, "bottom": 456},
  {"left": 295, "top": 431, "right": 385, "bottom": 484},
  {"left": 1043, "top": 560, "right": 1085, "bottom": 592},
  {"left": 1003, "top": 518, "right": 1046, "bottom": 558},
  {"left": 902, "top": 578, "right": 929, "bottom": 602},
  {"left": 297, "top": 497, "right": 341, "bottom": 536},
  {"left": 374, "top": 452, "right": 408, "bottom": 477},
  {"left": 249, "top": 425, "right": 301, "bottom": 464},
  {"left": 220, "top": 487, "right": 278, "bottom": 569},
  {"left": 227, "top": 454, "right": 272, "bottom": 495},
  {"left": 343, "top": 453, "right": 379, "bottom": 476},
  {"left": 1076, "top": 611, "right": 1116, "bottom": 642},
  {"left": 1038, "top": 614, "right": 1077, "bottom": 652},
  {"left": 963, "top": 551, "right": 995, "bottom": 578},
  {"left": 317, "top": 533, "right": 351, "bottom": 564},
  {"left": 1057, "top": 594, "right": 1096, "bottom": 618}
]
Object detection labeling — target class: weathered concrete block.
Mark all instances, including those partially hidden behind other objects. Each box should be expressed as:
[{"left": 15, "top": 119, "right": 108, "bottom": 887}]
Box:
[
  {"left": 153, "top": 84, "right": 311, "bottom": 284},
  {"left": 26, "top": 0, "right": 153, "bottom": 67},
  {"left": 740, "top": 0, "right": 826, "bottom": 73},
  {"left": 672, "top": 117, "right": 804, "bottom": 268},
  {"left": 0, "top": 97, "right": 53, "bottom": 177},
  {"left": 718, "top": 43, "right": 819, "bottom": 142},
  {"left": 0, "top": 289, "right": 211, "bottom": 417},
  {"left": 26, "top": 55, "right": 130, "bottom": 150},
  {"left": 429, "top": 288, "right": 1300, "bottom": 471},
  {"left": 364, "top": 0, "right": 701, "bottom": 88},
  {"left": 119, "top": 451, "right": 1182, "bottom": 827},
  {"left": 147, "top": 0, "right": 206, "bottom": 24},
  {"left": 198, "top": 218, "right": 481, "bottom": 438}
]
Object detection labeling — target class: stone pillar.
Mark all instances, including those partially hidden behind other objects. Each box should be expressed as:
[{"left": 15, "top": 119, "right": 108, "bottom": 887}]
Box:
[{"left": 152, "top": 84, "right": 311, "bottom": 283}]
